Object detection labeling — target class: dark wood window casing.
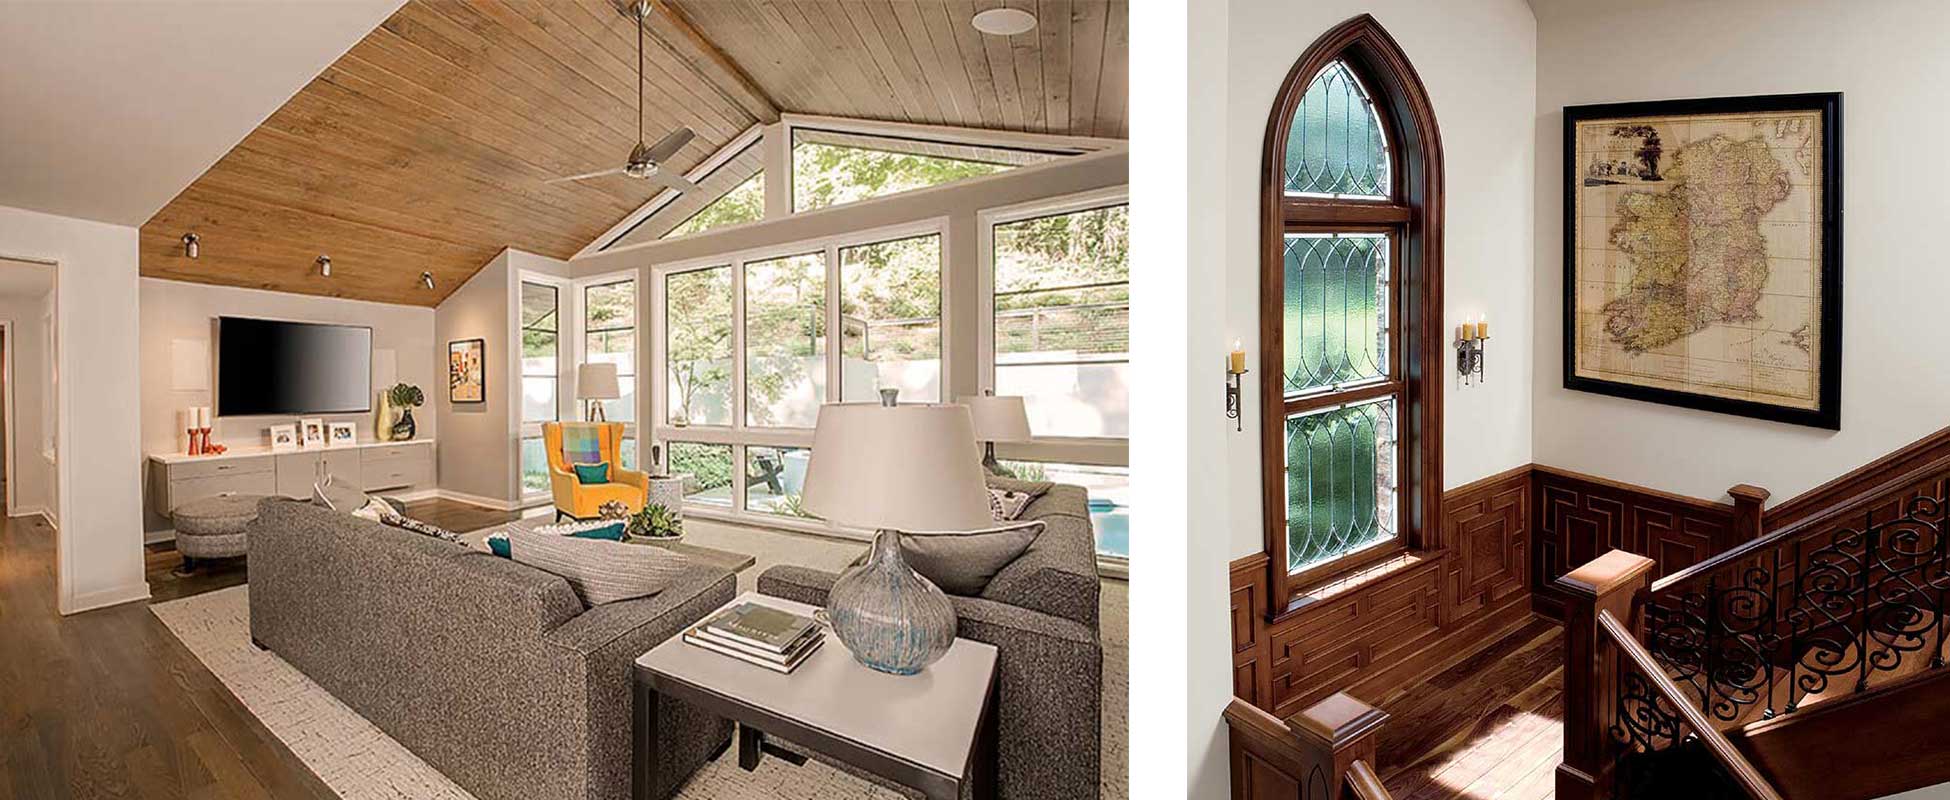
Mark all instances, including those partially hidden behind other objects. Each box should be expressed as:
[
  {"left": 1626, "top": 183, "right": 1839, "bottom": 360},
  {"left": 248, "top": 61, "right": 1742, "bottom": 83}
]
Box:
[{"left": 1260, "top": 15, "right": 1444, "bottom": 612}]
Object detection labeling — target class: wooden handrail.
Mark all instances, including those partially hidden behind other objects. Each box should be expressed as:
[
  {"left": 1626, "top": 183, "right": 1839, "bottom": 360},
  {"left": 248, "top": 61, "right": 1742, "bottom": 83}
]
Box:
[
  {"left": 1597, "top": 609, "right": 1784, "bottom": 800},
  {"left": 1345, "top": 760, "right": 1391, "bottom": 800}
]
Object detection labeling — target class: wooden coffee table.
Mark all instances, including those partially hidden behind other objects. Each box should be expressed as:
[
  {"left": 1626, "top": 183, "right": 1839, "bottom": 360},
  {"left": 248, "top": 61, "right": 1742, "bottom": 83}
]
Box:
[
  {"left": 634, "top": 537, "right": 755, "bottom": 575},
  {"left": 633, "top": 592, "right": 998, "bottom": 800}
]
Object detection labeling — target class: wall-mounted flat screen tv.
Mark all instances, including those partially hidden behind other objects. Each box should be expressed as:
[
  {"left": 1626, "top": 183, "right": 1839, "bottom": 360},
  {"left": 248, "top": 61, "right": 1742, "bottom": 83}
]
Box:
[{"left": 215, "top": 316, "right": 372, "bottom": 416}]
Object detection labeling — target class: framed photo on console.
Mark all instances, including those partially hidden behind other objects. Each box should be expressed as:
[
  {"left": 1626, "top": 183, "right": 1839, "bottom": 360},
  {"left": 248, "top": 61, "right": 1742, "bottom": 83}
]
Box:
[
  {"left": 449, "top": 338, "right": 485, "bottom": 404},
  {"left": 269, "top": 424, "right": 298, "bottom": 453},
  {"left": 1563, "top": 92, "right": 1841, "bottom": 429},
  {"left": 298, "top": 417, "right": 327, "bottom": 450},
  {"left": 327, "top": 422, "right": 357, "bottom": 448}
]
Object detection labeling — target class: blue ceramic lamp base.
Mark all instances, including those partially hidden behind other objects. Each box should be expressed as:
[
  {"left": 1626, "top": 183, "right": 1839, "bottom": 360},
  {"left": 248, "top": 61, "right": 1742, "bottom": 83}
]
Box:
[{"left": 826, "top": 528, "right": 957, "bottom": 675}]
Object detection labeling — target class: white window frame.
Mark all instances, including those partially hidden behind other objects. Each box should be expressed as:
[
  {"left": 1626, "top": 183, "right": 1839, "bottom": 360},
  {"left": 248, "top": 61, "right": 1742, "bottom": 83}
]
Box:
[
  {"left": 648, "top": 216, "right": 951, "bottom": 539},
  {"left": 517, "top": 273, "right": 572, "bottom": 504},
  {"left": 569, "top": 270, "right": 641, "bottom": 471},
  {"left": 977, "top": 185, "right": 1131, "bottom": 467}
]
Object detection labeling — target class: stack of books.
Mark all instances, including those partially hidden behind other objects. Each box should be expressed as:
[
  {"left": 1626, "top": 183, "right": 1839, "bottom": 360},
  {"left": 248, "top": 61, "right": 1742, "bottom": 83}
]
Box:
[{"left": 684, "top": 602, "right": 825, "bottom": 674}]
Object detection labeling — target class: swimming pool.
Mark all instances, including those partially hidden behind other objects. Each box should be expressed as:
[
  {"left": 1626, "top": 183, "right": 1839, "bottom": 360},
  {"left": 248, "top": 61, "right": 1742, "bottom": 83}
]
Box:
[{"left": 1089, "top": 498, "right": 1129, "bottom": 559}]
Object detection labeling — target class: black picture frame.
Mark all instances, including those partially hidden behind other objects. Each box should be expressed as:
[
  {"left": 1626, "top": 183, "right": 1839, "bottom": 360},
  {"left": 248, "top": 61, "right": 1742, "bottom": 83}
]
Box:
[
  {"left": 1562, "top": 92, "right": 1842, "bottom": 430},
  {"left": 449, "top": 338, "right": 486, "bottom": 404}
]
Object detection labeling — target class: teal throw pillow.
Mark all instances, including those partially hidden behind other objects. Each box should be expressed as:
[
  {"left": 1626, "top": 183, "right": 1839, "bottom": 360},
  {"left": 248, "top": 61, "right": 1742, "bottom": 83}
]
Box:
[
  {"left": 570, "top": 522, "right": 627, "bottom": 541},
  {"left": 486, "top": 532, "right": 512, "bottom": 558},
  {"left": 572, "top": 461, "right": 610, "bottom": 485}
]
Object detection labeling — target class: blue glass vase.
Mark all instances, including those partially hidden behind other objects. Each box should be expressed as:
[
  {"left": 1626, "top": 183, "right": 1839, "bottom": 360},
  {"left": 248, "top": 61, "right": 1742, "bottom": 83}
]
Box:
[{"left": 826, "top": 529, "right": 957, "bottom": 675}]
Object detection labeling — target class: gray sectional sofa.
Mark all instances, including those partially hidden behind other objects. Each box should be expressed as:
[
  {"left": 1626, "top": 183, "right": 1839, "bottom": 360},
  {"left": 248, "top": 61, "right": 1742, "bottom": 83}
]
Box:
[
  {"left": 247, "top": 498, "right": 735, "bottom": 800},
  {"left": 758, "top": 477, "right": 1105, "bottom": 800}
]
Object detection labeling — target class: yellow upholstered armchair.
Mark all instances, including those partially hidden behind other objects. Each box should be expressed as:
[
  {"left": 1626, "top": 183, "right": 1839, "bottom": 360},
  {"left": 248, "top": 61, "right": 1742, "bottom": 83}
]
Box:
[{"left": 542, "top": 421, "right": 648, "bottom": 521}]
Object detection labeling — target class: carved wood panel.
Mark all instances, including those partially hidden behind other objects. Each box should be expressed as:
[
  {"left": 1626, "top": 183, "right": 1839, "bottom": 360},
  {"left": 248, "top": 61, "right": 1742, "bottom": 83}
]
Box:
[
  {"left": 1531, "top": 467, "right": 1738, "bottom": 620},
  {"left": 1443, "top": 474, "right": 1528, "bottom": 622},
  {"left": 1231, "top": 553, "right": 1273, "bottom": 707},
  {"left": 1265, "top": 558, "right": 1443, "bottom": 716}
]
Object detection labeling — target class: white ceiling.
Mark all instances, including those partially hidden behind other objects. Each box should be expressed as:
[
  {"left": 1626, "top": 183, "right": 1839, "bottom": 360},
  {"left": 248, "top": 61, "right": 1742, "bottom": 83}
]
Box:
[
  {"left": 0, "top": 258, "right": 55, "bottom": 298},
  {"left": 0, "top": 0, "right": 404, "bottom": 226}
]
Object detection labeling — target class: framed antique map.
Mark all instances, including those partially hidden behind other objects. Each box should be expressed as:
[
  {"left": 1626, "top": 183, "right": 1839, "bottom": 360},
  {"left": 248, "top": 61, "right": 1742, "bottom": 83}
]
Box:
[{"left": 1564, "top": 92, "right": 1842, "bottom": 429}]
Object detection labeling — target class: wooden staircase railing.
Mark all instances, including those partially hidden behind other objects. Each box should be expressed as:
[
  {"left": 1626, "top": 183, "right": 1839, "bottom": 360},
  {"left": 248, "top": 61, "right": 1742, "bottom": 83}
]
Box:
[
  {"left": 1555, "top": 549, "right": 1785, "bottom": 800},
  {"left": 1224, "top": 693, "right": 1393, "bottom": 799}
]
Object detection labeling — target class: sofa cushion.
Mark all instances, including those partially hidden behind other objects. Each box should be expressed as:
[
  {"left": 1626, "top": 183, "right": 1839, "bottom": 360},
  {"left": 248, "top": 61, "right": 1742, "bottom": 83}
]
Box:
[
  {"left": 508, "top": 530, "right": 692, "bottom": 606},
  {"left": 896, "top": 523, "right": 1043, "bottom": 596},
  {"left": 575, "top": 482, "right": 642, "bottom": 510}
]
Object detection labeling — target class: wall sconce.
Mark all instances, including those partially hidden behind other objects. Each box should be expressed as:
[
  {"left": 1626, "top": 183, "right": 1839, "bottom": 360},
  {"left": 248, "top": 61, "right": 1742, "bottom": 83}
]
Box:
[
  {"left": 1456, "top": 316, "right": 1489, "bottom": 385},
  {"left": 316, "top": 254, "right": 331, "bottom": 277},
  {"left": 1226, "top": 339, "right": 1248, "bottom": 431},
  {"left": 182, "top": 233, "right": 199, "bottom": 259},
  {"left": 420, "top": 271, "right": 436, "bottom": 290}
]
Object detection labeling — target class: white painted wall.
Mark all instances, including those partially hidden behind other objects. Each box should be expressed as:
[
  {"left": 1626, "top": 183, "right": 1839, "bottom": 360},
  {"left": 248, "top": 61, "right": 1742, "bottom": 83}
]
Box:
[
  {"left": 136, "top": 277, "right": 437, "bottom": 535},
  {"left": 0, "top": 280, "right": 57, "bottom": 520},
  {"left": 0, "top": 204, "right": 144, "bottom": 615},
  {"left": 1531, "top": 0, "right": 1950, "bottom": 504},
  {"left": 1222, "top": 0, "right": 1539, "bottom": 558},
  {"left": 430, "top": 249, "right": 572, "bottom": 508}
]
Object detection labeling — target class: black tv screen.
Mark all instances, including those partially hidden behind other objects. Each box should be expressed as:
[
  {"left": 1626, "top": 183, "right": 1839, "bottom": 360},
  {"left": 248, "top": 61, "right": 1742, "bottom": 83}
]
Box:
[{"left": 215, "top": 317, "right": 372, "bottom": 416}]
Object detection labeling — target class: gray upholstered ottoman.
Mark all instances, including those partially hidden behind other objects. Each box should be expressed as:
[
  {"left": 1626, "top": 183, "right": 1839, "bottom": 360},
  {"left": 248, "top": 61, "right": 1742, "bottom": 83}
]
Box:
[{"left": 172, "top": 494, "right": 262, "bottom": 574}]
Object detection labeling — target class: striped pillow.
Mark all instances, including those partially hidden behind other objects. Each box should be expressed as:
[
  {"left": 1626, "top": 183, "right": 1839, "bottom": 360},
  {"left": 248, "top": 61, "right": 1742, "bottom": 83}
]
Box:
[{"left": 507, "top": 530, "right": 691, "bottom": 606}]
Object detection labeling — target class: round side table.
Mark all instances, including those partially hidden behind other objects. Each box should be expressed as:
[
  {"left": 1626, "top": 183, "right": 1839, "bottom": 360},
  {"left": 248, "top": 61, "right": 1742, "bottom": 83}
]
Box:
[{"left": 645, "top": 473, "right": 689, "bottom": 521}]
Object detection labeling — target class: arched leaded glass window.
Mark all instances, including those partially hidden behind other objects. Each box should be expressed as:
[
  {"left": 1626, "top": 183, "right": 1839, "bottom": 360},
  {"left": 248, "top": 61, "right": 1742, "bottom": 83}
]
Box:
[{"left": 1261, "top": 16, "right": 1444, "bottom": 601}]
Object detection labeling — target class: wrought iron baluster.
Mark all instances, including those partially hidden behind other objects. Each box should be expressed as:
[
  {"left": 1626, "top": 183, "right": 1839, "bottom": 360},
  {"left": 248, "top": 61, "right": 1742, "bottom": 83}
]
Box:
[
  {"left": 1936, "top": 505, "right": 1948, "bottom": 669},
  {"left": 1858, "top": 510, "right": 1875, "bottom": 694},
  {"left": 1787, "top": 536, "right": 1804, "bottom": 713}
]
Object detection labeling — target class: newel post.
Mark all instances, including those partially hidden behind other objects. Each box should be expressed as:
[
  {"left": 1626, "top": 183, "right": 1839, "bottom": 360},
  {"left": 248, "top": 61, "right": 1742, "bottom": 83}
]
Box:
[
  {"left": 1554, "top": 549, "right": 1656, "bottom": 800},
  {"left": 1728, "top": 483, "right": 1771, "bottom": 544},
  {"left": 1225, "top": 692, "right": 1389, "bottom": 799}
]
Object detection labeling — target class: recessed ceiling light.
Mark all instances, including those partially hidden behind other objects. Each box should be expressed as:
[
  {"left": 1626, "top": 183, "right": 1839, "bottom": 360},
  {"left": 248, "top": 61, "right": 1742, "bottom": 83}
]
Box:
[{"left": 972, "top": 8, "right": 1036, "bottom": 36}]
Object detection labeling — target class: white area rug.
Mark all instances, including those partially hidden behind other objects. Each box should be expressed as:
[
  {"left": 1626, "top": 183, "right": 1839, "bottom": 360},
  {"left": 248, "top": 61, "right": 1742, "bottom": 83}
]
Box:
[{"left": 150, "top": 517, "right": 1128, "bottom": 800}]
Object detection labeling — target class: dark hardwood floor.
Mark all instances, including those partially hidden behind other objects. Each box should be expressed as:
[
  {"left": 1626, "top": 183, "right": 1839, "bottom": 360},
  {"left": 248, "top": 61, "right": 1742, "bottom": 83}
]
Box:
[
  {"left": 1372, "top": 614, "right": 1566, "bottom": 800},
  {"left": 6, "top": 498, "right": 518, "bottom": 799}
]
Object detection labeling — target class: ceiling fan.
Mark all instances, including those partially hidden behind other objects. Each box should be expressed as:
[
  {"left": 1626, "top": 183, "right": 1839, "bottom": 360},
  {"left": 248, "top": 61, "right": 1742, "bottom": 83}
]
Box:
[{"left": 546, "top": 0, "right": 696, "bottom": 192}]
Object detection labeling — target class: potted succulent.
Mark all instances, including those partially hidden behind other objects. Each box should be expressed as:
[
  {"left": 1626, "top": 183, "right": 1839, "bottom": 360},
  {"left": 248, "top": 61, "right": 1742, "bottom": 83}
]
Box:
[
  {"left": 387, "top": 383, "right": 424, "bottom": 440},
  {"left": 629, "top": 502, "right": 683, "bottom": 541}
]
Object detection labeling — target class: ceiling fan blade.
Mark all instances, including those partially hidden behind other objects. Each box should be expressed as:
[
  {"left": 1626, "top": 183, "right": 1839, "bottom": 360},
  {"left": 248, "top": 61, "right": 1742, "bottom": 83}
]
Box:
[
  {"left": 644, "top": 127, "right": 695, "bottom": 164},
  {"left": 545, "top": 166, "right": 627, "bottom": 183},
  {"left": 646, "top": 168, "right": 697, "bottom": 194}
]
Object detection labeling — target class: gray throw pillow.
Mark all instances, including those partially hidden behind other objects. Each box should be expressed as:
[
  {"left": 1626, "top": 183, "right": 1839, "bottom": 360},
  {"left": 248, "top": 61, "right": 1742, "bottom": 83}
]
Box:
[
  {"left": 311, "top": 480, "right": 367, "bottom": 513},
  {"left": 885, "top": 522, "right": 1043, "bottom": 596},
  {"left": 508, "top": 529, "right": 692, "bottom": 606}
]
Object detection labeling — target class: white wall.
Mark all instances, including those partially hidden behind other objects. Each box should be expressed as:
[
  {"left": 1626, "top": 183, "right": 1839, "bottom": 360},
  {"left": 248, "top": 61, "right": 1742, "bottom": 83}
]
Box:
[
  {"left": 137, "top": 277, "right": 437, "bottom": 535},
  {"left": 1223, "top": 0, "right": 1538, "bottom": 558},
  {"left": 0, "top": 203, "right": 144, "bottom": 614},
  {"left": 0, "top": 282, "right": 57, "bottom": 519},
  {"left": 1532, "top": 0, "right": 1950, "bottom": 504}
]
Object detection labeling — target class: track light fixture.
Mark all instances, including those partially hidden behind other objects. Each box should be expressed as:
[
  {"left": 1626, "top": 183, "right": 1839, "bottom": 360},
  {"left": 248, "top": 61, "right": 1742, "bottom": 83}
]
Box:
[
  {"left": 420, "top": 271, "right": 435, "bottom": 290},
  {"left": 317, "top": 254, "right": 331, "bottom": 277},
  {"left": 182, "top": 233, "right": 199, "bottom": 259}
]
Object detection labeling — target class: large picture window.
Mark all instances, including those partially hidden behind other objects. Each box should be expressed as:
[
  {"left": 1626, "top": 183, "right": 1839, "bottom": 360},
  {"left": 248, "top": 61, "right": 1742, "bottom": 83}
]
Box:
[
  {"left": 986, "top": 200, "right": 1130, "bottom": 440},
  {"left": 655, "top": 222, "right": 946, "bottom": 530},
  {"left": 1261, "top": 17, "right": 1443, "bottom": 600}
]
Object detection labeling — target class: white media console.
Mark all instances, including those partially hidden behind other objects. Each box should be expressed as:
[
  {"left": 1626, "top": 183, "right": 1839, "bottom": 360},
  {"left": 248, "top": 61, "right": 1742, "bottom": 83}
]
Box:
[{"left": 148, "top": 439, "right": 435, "bottom": 517}]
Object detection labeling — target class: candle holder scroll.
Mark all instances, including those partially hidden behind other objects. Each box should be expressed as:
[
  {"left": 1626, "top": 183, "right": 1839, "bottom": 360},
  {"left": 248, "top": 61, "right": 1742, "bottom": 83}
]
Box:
[
  {"left": 1456, "top": 336, "right": 1487, "bottom": 385},
  {"left": 1225, "top": 362, "right": 1248, "bottom": 431}
]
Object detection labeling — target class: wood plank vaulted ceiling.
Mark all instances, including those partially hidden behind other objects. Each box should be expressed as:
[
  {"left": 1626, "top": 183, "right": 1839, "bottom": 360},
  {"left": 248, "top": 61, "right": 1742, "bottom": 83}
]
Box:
[{"left": 139, "top": 0, "right": 1129, "bottom": 307}]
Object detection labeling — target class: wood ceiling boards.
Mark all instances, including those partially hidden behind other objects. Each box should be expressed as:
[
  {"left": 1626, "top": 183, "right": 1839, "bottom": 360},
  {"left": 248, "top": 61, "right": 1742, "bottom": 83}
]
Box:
[{"left": 138, "top": 0, "right": 1128, "bottom": 306}]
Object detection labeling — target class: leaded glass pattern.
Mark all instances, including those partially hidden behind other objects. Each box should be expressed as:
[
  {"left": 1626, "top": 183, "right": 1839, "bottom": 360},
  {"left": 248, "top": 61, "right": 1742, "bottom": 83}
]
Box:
[
  {"left": 1285, "top": 60, "right": 1390, "bottom": 199},
  {"left": 1285, "top": 396, "right": 1398, "bottom": 574},
  {"left": 1283, "top": 233, "right": 1389, "bottom": 395}
]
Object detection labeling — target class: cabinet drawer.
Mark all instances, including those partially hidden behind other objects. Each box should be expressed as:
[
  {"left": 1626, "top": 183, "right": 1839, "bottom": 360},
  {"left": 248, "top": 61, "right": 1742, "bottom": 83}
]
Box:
[
  {"left": 167, "top": 471, "right": 277, "bottom": 513},
  {"left": 362, "top": 460, "right": 429, "bottom": 491},
  {"left": 169, "top": 455, "right": 275, "bottom": 481},
  {"left": 361, "top": 443, "right": 432, "bottom": 464}
]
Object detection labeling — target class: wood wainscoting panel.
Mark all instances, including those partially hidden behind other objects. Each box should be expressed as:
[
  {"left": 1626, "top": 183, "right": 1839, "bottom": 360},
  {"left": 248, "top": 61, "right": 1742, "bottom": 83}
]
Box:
[
  {"left": 1267, "top": 558, "right": 1444, "bottom": 716},
  {"left": 1443, "top": 468, "right": 1529, "bottom": 622},
  {"left": 1232, "top": 552, "right": 1273, "bottom": 707},
  {"left": 1529, "top": 466, "right": 1743, "bottom": 620}
]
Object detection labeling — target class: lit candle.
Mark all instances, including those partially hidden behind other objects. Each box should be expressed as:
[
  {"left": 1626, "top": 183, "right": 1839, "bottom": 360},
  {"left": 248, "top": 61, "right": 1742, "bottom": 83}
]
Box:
[
  {"left": 1228, "top": 340, "right": 1246, "bottom": 373},
  {"left": 1477, "top": 316, "right": 1490, "bottom": 340},
  {"left": 1456, "top": 323, "right": 1466, "bottom": 342},
  {"left": 1462, "top": 320, "right": 1478, "bottom": 341}
]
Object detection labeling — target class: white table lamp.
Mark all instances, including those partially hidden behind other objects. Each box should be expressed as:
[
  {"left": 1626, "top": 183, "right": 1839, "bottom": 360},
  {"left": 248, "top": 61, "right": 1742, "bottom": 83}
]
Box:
[
  {"left": 800, "top": 396, "right": 990, "bottom": 674},
  {"left": 577, "top": 362, "right": 621, "bottom": 421},
  {"left": 957, "top": 391, "right": 1031, "bottom": 475}
]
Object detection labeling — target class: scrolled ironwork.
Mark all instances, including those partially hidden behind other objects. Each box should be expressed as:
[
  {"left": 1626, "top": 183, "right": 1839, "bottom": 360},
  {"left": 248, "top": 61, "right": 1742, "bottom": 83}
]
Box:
[{"left": 1644, "top": 484, "right": 1950, "bottom": 722}]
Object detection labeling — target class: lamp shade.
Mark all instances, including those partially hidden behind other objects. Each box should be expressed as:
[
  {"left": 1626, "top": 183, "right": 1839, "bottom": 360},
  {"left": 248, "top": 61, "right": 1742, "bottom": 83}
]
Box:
[
  {"left": 577, "top": 362, "right": 620, "bottom": 399},
  {"left": 801, "top": 403, "right": 992, "bottom": 532},
  {"left": 957, "top": 394, "right": 1031, "bottom": 442}
]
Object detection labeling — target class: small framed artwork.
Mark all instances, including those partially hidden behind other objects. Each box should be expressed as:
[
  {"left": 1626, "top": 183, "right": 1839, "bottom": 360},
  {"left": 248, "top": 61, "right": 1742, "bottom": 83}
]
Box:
[
  {"left": 327, "top": 422, "right": 357, "bottom": 448},
  {"left": 269, "top": 424, "right": 298, "bottom": 453},
  {"left": 449, "top": 338, "right": 485, "bottom": 404},
  {"left": 298, "top": 418, "right": 326, "bottom": 450}
]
